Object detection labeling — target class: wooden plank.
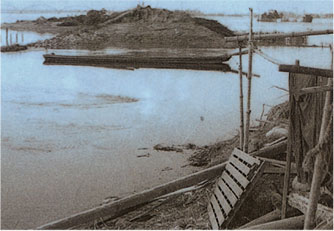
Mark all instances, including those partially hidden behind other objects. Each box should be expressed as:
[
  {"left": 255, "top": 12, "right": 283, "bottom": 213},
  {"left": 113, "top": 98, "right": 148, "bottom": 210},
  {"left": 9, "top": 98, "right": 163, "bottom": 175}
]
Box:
[
  {"left": 226, "top": 163, "right": 250, "bottom": 188},
  {"left": 229, "top": 156, "right": 251, "bottom": 176},
  {"left": 279, "top": 64, "right": 333, "bottom": 78},
  {"left": 214, "top": 187, "right": 232, "bottom": 215},
  {"left": 222, "top": 171, "right": 243, "bottom": 197},
  {"left": 208, "top": 203, "right": 219, "bottom": 230},
  {"left": 233, "top": 148, "right": 261, "bottom": 165},
  {"left": 217, "top": 178, "right": 238, "bottom": 205},
  {"left": 211, "top": 196, "right": 225, "bottom": 225}
]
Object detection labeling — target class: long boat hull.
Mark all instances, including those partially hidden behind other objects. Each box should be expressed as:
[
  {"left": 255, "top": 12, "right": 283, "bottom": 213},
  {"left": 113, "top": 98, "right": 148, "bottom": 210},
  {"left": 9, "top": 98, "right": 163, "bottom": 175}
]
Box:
[{"left": 43, "top": 54, "right": 232, "bottom": 72}]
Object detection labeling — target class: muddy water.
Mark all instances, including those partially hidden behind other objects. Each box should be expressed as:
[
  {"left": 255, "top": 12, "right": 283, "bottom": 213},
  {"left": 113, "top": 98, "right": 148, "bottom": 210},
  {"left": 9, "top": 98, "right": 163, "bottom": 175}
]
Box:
[{"left": 1, "top": 14, "right": 333, "bottom": 229}]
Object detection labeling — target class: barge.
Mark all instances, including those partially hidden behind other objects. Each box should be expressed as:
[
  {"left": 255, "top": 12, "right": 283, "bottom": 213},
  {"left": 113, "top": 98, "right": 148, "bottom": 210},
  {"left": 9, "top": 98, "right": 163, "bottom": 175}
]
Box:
[{"left": 43, "top": 53, "right": 232, "bottom": 72}]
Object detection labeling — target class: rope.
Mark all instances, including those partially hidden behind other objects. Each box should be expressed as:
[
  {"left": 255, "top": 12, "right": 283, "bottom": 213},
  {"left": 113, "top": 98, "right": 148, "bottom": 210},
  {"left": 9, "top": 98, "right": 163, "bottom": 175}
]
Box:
[{"left": 253, "top": 48, "right": 283, "bottom": 66}]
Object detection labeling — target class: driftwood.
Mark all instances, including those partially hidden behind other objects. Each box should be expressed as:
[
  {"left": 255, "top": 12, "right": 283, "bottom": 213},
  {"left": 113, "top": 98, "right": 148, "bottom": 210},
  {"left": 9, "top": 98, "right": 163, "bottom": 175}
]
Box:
[
  {"left": 245, "top": 215, "right": 305, "bottom": 230},
  {"left": 288, "top": 193, "right": 333, "bottom": 224},
  {"left": 238, "top": 209, "right": 281, "bottom": 229},
  {"left": 37, "top": 141, "right": 287, "bottom": 229}
]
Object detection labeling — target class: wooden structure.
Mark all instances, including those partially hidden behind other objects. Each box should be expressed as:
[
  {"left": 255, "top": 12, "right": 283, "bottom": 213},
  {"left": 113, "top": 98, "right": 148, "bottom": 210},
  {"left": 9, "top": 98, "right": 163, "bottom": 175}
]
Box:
[
  {"left": 207, "top": 148, "right": 265, "bottom": 229},
  {"left": 279, "top": 60, "right": 333, "bottom": 228},
  {"left": 224, "top": 29, "right": 333, "bottom": 43}
]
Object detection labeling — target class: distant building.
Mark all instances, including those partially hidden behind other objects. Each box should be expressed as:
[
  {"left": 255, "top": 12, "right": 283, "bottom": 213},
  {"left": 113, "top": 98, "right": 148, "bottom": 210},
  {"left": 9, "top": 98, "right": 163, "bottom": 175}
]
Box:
[{"left": 302, "top": 14, "right": 313, "bottom": 23}]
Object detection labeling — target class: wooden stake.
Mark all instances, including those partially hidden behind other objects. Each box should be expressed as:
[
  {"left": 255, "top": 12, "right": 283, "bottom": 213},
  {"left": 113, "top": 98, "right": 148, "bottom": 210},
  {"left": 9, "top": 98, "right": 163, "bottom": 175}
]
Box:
[
  {"left": 6, "top": 28, "right": 9, "bottom": 46},
  {"left": 304, "top": 44, "right": 334, "bottom": 229},
  {"left": 281, "top": 60, "right": 298, "bottom": 219},
  {"left": 243, "top": 8, "right": 253, "bottom": 153},
  {"left": 239, "top": 45, "right": 245, "bottom": 150}
]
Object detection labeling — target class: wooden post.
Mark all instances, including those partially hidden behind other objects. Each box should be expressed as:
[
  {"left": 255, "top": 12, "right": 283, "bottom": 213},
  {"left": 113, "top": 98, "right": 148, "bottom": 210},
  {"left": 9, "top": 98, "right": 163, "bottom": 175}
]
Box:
[
  {"left": 16, "top": 32, "right": 18, "bottom": 44},
  {"left": 10, "top": 33, "right": 12, "bottom": 45},
  {"left": 243, "top": 8, "right": 253, "bottom": 153},
  {"left": 281, "top": 60, "right": 298, "bottom": 219},
  {"left": 304, "top": 45, "right": 334, "bottom": 229},
  {"left": 6, "top": 28, "right": 9, "bottom": 46},
  {"left": 239, "top": 45, "right": 245, "bottom": 150}
]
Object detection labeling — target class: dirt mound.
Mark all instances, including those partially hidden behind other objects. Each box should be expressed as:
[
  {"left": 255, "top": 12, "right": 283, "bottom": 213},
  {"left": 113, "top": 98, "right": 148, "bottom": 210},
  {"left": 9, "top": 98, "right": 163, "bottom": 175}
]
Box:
[{"left": 29, "top": 6, "right": 234, "bottom": 50}]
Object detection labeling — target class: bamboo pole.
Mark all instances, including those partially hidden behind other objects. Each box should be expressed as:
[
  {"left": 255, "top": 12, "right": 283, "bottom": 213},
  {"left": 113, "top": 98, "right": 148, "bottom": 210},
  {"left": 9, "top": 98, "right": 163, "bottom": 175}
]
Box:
[
  {"left": 281, "top": 60, "right": 298, "bottom": 219},
  {"left": 243, "top": 8, "right": 253, "bottom": 153},
  {"left": 239, "top": 45, "right": 245, "bottom": 150},
  {"left": 304, "top": 44, "right": 334, "bottom": 229}
]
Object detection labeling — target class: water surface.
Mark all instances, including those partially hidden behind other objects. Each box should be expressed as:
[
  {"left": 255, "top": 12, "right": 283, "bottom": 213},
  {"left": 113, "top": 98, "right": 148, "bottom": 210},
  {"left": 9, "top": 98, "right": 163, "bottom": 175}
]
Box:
[{"left": 1, "top": 13, "right": 333, "bottom": 229}]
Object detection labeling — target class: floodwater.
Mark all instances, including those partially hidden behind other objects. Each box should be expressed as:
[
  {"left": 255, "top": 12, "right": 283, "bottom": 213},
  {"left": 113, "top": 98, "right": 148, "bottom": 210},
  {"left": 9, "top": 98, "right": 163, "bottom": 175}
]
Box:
[{"left": 1, "top": 13, "right": 333, "bottom": 229}]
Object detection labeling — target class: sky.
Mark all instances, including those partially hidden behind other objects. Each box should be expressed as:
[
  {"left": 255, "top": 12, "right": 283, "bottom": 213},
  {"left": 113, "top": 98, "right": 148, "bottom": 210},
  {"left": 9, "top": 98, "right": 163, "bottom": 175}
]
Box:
[{"left": 1, "top": 0, "right": 333, "bottom": 14}]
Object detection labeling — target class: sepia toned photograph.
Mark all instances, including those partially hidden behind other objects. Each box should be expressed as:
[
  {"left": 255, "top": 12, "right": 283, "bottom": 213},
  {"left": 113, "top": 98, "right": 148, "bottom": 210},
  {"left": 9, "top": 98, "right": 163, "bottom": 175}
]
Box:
[{"left": 1, "top": 0, "right": 333, "bottom": 229}]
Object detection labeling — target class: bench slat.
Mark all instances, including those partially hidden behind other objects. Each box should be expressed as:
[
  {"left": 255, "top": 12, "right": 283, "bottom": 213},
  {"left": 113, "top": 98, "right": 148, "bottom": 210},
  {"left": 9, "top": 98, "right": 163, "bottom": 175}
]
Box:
[
  {"left": 222, "top": 171, "right": 243, "bottom": 197},
  {"left": 217, "top": 178, "right": 238, "bottom": 206},
  {"left": 226, "top": 163, "right": 250, "bottom": 188}
]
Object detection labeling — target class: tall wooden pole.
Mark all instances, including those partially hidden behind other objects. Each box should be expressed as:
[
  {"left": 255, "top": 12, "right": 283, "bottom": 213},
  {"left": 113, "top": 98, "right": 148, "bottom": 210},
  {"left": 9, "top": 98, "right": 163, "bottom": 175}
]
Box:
[
  {"left": 281, "top": 60, "right": 299, "bottom": 219},
  {"left": 304, "top": 45, "right": 333, "bottom": 229},
  {"left": 16, "top": 32, "right": 18, "bottom": 44},
  {"left": 10, "top": 33, "right": 12, "bottom": 45},
  {"left": 6, "top": 28, "right": 9, "bottom": 46},
  {"left": 239, "top": 45, "right": 245, "bottom": 150},
  {"left": 243, "top": 8, "right": 253, "bottom": 153}
]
